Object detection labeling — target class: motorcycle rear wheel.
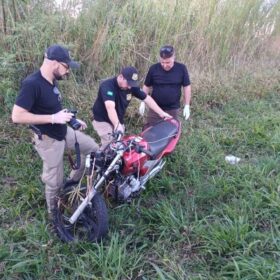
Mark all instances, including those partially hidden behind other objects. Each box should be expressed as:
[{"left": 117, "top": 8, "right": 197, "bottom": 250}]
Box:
[{"left": 52, "top": 185, "right": 108, "bottom": 242}]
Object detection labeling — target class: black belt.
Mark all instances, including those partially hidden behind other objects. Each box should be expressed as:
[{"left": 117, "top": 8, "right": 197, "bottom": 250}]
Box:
[{"left": 29, "top": 125, "right": 42, "bottom": 140}]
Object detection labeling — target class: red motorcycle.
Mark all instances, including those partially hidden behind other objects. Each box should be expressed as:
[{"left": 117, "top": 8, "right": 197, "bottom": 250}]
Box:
[{"left": 53, "top": 118, "right": 181, "bottom": 242}]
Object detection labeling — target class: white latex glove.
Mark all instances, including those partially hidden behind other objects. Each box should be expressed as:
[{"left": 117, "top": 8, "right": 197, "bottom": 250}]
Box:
[
  {"left": 139, "top": 101, "right": 146, "bottom": 116},
  {"left": 52, "top": 109, "right": 73, "bottom": 124},
  {"left": 183, "top": 105, "right": 190, "bottom": 120}
]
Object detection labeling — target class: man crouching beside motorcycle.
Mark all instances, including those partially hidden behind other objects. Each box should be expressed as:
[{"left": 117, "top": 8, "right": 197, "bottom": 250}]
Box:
[{"left": 92, "top": 66, "right": 171, "bottom": 147}]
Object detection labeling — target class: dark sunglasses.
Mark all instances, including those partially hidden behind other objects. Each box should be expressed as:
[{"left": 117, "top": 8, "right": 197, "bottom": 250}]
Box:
[
  {"left": 59, "top": 62, "right": 70, "bottom": 70},
  {"left": 160, "top": 46, "right": 174, "bottom": 58},
  {"left": 53, "top": 86, "right": 62, "bottom": 102}
]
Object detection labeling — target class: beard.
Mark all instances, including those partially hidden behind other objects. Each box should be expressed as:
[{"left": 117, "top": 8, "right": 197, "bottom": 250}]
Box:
[{"left": 53, "top": 69, "right": 69, "bottom": 81}]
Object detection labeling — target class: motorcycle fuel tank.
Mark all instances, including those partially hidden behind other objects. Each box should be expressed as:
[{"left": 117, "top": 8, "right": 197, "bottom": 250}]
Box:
[{"left": 121, "top": 136, "right": 150, "bottom": 176}]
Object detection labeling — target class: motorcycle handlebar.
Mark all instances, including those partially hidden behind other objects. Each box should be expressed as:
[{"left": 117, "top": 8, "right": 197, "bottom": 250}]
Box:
[
  {"left": 132, "top": 141, "right": 153, "bottom": 157},
  {"left": 140, "top": 147, "right": 153, "bottom": 157},
  {"left": 112, "top": 130, "right": 123, "bottom": 141},
  {"left": 110, "top": 133, "right": 153, "bottom": 157}
]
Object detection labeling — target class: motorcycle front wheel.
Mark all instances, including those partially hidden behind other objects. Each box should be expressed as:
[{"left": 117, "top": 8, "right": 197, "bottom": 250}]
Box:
[{"left": 52, "top": 185, "right": 108, "bottom": 242}]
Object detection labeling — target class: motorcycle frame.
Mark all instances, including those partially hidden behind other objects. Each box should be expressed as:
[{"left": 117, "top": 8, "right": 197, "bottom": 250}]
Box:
[{"left": 69, "top": 118, "right": 181, "bottom": 224}]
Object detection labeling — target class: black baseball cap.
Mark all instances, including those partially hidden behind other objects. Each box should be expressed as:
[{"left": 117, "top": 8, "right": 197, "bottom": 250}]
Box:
[
  {"left": 160, "top": 45, "right": 174, "bottom": 59},
  {"left": 121, "top": 66, "right": 139, "bottom": 87},
  {"left": 45, "top": 44, "right": 80, "bottom": 69}
]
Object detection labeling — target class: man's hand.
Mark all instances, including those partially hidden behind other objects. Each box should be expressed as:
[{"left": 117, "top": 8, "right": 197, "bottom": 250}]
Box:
[
  {"left": 52, "top": 109, "right": 73, "bottom": 124},
  {"left": 114, "top": 123, "right": 124, "bottom": 134},
  {"left": 139, "top": 102, "right": 145, "bottom": 116},
  {"left": 160, "top": 112, "right": 172, "bottom": 119},
  {"left": 183, "top": 105, "right": 190, "bottom": 120}
]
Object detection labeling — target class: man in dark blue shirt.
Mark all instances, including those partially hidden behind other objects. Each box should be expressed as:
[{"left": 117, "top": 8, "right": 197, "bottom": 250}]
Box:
[
  {"left": 92, "top": 66, "right": 171, "bottom": 146},
  {"left": 139, "top": 45, "right": 191, "bottom": 129},
  {"left": 12, "top": 45, "right": 99, "bottom": 218}
]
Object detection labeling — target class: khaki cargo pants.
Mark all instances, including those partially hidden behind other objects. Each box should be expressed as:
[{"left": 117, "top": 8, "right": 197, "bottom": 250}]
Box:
[
  {"left": 92, "top": 120, "right": 125, "bottom": 148},
  {"left": 33, "top": 126, "right": 99, "bottom": 213}
]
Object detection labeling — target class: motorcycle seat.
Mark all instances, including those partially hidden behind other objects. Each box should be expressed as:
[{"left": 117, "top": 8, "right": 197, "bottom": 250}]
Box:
[{"left": 141, "top": 120, "right": 179, "bottom": 159}]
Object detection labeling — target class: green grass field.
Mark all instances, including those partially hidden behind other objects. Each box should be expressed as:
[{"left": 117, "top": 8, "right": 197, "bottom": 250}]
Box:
[
  {"left": 1, "top": 0, "right": 280, "bottom": 279},
  {"left": 1, "top": 67, "right": 279, "bottom": 279}
]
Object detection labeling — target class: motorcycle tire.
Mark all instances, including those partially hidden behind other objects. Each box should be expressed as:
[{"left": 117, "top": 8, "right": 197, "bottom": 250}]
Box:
[{"left": 52, "top": 185, "right": 109, "bottom": 242}]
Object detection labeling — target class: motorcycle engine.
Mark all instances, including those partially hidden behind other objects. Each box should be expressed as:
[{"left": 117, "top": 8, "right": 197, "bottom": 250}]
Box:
[{"left": 118, "top": 175, "right": 141, "bottom": 201}]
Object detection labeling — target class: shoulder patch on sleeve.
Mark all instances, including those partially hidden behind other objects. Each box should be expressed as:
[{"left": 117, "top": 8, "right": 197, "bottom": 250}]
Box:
[{"left": 107, "top": 91, "right": 114, "bottom": 96}]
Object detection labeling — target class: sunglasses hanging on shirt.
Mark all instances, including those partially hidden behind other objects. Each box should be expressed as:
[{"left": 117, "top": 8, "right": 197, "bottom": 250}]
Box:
[{"left": 53, "top": 83, "right": 62, "bottom": 102}]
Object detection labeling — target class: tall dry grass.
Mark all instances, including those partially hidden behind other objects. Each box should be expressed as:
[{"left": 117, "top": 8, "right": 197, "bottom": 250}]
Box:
[
  {"left": 0, "top": 0, "right": 279, "bottom": 113},
  {"left": 1, "top": 0, "right": 279, "bottom": 77}
]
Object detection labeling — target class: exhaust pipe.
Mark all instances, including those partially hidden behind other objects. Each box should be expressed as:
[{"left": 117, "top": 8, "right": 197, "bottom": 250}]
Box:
[{"left": 140, "top": 160, "right": 165, "bottom": 186}]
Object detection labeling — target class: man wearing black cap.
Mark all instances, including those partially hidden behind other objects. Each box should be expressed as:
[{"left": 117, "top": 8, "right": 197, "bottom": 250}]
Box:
[
  {"left": 12, "top": 44, "right": 99, "bottom": 220},
  {"left": 92, "top": 66, "right": 171, "bottom": 146},
  {"left": 139, "top": 45, "right": 191, "bottom": 129}
]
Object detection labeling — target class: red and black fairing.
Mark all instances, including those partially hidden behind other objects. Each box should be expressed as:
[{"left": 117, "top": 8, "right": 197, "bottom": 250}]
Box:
[{"left": 121, "top": 118, "right": 181, "bottom": 176}]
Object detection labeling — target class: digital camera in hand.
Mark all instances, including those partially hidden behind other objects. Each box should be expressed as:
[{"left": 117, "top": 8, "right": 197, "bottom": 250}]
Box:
[{"left": 67, "top": 109, "right": 81, "bottom": 130}]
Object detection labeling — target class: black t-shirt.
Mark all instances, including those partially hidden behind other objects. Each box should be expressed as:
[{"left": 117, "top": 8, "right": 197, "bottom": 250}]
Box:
[
  {"left": 92, "top": 77, "right": 146, "bottom": 124},
  {"left": 15, "top": 70, "right": 67, "bottom": 141},
  {"left": 144, "top": 62, "right": 191, "bottom": 110}
]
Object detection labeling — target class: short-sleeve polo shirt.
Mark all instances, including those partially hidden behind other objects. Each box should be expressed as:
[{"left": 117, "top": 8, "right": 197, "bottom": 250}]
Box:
[
  {"left": 144, "top": 62, "right": 190, "bottom": 110},
  {"left": 15, "top": 71, "right": 67, "bottom": 140},
  {"left": 92, "top": 77, "right": 146, "bottom": 124}
]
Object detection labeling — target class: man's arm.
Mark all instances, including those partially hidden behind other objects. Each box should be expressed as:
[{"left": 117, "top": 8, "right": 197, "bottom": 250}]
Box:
[
  {"left": 183, "top": 85, "right": 191, "bottom": 105},
  {"left": 104, "top": 100, "right": 123, "bottom": 131},
  {"left": 12, "top": 104, "right": 73, "bottom": 125},
  {"left": 143, "top": 95, "right": 171, "bottom": 119},
  {"left": 183, "top": 85, "right": 191, "bottom": 120},
  {"left": 142, "top": 85, "right": 151, "bottom": 95},
  {"left": 139, "top": 85, "right": 151, "bottom": 116}
]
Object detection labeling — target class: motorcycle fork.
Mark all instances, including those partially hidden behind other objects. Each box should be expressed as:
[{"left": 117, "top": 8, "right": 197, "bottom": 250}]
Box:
[{"left": 69, "top": 150, "right": 124, "bottom": 224}]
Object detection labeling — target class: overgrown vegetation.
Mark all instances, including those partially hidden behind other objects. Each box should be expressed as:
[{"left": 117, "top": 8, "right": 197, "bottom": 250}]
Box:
[{"left": 0, "top": 0, "right": 280, "bottom": 279}]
